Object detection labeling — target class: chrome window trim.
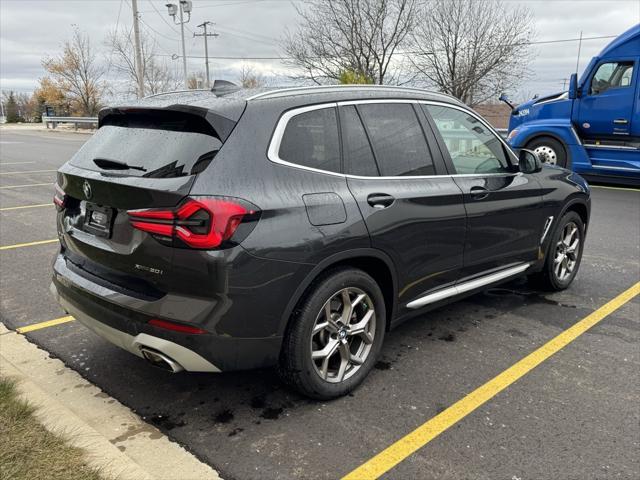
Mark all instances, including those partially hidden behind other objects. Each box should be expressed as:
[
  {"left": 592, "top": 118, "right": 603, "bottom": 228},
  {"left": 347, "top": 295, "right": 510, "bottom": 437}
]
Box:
[
  {"left": 406, "top": 262, "right": 531, "bottom": 309},
  {"left": 266, "top": 99, "right": 523, "bottom": 180}
]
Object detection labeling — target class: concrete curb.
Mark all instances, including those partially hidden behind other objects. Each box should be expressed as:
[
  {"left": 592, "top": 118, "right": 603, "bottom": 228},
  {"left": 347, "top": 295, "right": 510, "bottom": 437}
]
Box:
[{"left": 0, "top": 323, "right": 221, "bottom": 480}]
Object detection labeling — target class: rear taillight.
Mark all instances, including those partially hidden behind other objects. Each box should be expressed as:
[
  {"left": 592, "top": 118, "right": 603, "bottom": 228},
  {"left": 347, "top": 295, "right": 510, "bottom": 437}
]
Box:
[
  {"left": 127, "top": 197, "right": 259, "bottom": 249},
  {"left": 53, "top": 183, "right": 67, "bottom": 209}
]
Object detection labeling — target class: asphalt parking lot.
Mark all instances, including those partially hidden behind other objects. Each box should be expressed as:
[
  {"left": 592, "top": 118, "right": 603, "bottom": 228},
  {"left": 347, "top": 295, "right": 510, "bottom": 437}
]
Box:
[{"left": 1, "top": 127, "right": 639, "bottom": 480}]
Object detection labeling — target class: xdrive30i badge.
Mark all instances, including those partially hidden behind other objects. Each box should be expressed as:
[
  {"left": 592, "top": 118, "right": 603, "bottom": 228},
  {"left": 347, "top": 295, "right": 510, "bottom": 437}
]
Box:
[{"left": 82, "top": 180, "right": 92, "bottom": 199}]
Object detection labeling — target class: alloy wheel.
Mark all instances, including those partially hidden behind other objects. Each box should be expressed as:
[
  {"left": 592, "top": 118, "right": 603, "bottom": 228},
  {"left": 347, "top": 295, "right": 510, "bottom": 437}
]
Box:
[
  {"left": 310, "top": 287, "right": 376, "bottom": 383},
  {"left": 553, "top": 221, "right": 580, "bottom": 282}
]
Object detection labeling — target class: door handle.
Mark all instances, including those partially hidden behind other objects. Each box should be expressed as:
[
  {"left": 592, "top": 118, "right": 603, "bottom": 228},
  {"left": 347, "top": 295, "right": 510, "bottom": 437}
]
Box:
[
  {"left": 469, "top": 186, "right": 490, "bottom": 200},
  {"left": 367, "top": 193, "right": 395, "bottom": 209},
  {"left": 613, "top": 118, "right": 629, "bottom": 125}
]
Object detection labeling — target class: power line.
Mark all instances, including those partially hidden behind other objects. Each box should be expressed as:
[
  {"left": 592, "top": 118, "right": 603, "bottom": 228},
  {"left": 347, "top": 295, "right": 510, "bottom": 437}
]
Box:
[
  {"left": 153, "top": 33, "right": 619, "bottom": 62},
  {"left": 105, "top": 0, "right": 125, "bottom": 75},
  {"left": 138, "top": 15, "right": 180, "bottom": 41},
  {"left": 145, "top": 0, "right": 181, "bottom": 35}
]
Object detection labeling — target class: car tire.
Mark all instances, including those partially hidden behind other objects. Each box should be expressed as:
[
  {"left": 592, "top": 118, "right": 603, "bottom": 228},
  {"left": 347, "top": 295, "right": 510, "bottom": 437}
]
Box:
[
  {"left": 278, "top": 267, "right": 386, "bottom": 400},
  {"left": 527, "top": 136, "right": 568, "bottom": 168},
  {"left": 529, "top": 211, "right": 585, "bottom": 291}
]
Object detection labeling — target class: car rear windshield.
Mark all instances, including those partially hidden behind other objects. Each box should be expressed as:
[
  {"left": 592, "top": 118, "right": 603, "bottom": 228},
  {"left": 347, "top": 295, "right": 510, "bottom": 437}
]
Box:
[{"left": 69, "top": 111, "right": 224, "bottom": 178}]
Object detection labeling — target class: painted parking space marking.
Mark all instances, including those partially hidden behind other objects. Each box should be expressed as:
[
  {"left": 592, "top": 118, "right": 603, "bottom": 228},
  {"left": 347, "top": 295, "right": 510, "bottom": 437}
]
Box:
[
  {"left": 342, "top": 281, "right": 640, "bottom": 480},
  {"left": 0, "top": 203, "right": 51, "bottom": 212},
  {"left": 0, "top": 161, "right": 35, "bottom": 166},
  {"left": 0, "top": 182, "right": 53, "bottom": 190},
  {"left": 0, "top": 239, "right": 58, "bottom": 251},
  {"left": 590, "top": 185, "right": 640, "bottom": 192},
  {"left": 0, "top": 169, "right": 57, "bottom": 175},
  {"left": 15, "top": 316, "right": 75, "bottom": 334}
]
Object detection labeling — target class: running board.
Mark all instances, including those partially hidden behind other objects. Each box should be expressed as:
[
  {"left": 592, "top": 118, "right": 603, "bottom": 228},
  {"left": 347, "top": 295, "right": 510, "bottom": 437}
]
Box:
[{"left": 406, "top": 263, "right": 531, "bottom": 309}]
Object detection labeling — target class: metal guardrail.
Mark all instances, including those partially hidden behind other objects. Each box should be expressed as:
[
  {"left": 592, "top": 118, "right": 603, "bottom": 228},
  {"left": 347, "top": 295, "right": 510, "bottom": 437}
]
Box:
[{"left": 43, "top": 115, "right": 98, "bottom": 130}]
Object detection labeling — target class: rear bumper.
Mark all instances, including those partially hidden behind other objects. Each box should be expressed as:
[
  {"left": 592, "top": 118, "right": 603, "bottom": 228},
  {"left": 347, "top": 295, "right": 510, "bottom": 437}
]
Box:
[
  {"left": 52, "top": 282, "right": 220, "bottom": 372},
  {"left": 51, "top": 252, "right": 293, "bottom": 371}
]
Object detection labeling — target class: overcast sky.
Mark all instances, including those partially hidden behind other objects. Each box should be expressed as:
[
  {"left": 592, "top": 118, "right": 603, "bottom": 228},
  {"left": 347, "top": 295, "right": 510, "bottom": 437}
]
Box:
[{"left": 1, "top": 0, "right": 638, "bottom": 101}]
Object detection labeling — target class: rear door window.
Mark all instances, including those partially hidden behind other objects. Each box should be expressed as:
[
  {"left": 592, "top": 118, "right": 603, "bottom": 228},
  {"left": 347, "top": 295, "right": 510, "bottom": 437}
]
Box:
[
  {"left": 278, "top": 107, "right": 341, "bottom": 173},
  {"left": 70, "top": 111, "right": 223, "bottom": 178},
  {"left": 340, "top": 106, "right": 379, "bottom": 176},
  {"left": 357, "top": 103, "right": 435, "bottom": 176}
]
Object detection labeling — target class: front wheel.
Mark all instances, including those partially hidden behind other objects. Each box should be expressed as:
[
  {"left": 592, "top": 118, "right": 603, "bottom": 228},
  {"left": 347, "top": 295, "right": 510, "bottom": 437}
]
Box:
[
  {"left": 526, "top": 136, "right": 568, "bottom": 168},
  {"left": 529, "top": 211, "right": 585, "bottom": 291},
  {"left": 278, "top": 268, "right": 386, "bottom": 399}
]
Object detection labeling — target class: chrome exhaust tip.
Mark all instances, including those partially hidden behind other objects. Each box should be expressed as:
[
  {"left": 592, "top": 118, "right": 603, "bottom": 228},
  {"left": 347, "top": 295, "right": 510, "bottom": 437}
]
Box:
[{"left": 140, "top": 347, "right": 184, "bottom": 373}]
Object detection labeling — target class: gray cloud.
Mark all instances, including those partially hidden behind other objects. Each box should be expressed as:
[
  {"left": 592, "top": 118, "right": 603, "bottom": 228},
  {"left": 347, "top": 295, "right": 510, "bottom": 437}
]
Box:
[{"left": 1, "top": 0, "right": 638, "bottom": 100}]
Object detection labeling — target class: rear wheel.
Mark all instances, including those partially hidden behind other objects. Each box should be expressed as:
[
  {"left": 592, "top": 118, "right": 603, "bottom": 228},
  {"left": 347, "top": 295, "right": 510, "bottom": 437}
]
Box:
[
  {"left": 278, "top": 268, "right": 386, "bottom": 399},
  {"left": 526, "top": 136, "right": 568, "bottom": 168},
  {"left": 529, "top": 211, "right": 584, "bottom": 291}
]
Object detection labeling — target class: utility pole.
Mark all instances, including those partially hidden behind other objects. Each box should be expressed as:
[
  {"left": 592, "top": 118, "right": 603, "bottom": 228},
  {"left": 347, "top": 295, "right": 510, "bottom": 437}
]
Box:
[
  {"left": 131, "top": 0, "right": 145, "bottom": 98},
  {"left": 194, "top": 21, "right": 219, "bottom": 89},
  {"left": 575, "top": 30, "right": 583, "bottom": 74},
  {"left": 166, "top": 1, "right": 192, "bottom": 88}
]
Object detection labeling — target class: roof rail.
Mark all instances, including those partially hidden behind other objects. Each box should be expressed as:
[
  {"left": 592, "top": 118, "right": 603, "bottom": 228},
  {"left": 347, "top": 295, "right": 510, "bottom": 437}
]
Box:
[
  {"left": 143, "top": 89, "right": 210, "bottom": 99},
  {"left": 246, "top": 84, "right": 458, "bottom": 102}
]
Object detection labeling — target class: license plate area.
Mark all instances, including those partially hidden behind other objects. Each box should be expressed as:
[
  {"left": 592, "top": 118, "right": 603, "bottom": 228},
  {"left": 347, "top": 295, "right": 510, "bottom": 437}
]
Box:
[{"left": 83, "top": 203, "right": 115, "bottom": 238}]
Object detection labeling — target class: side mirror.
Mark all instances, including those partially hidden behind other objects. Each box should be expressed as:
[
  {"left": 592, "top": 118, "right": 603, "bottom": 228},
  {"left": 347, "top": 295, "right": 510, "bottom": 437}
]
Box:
[
  {"left": 519, "top": 149, "right": 542, "bottom": 174},
  {"left": 568, "top": 73, "right": 579, "bottom": 99}
]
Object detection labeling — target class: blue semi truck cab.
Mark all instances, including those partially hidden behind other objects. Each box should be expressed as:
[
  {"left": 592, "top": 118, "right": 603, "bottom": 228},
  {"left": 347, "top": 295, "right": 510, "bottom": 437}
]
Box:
[{"left": 505, "top": 24, "right": 640, "bottom": 184}]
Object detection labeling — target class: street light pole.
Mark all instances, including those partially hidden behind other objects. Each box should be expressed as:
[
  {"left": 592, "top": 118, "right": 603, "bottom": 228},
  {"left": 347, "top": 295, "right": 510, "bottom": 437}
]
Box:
[
  {"left": 194, "top": 21, "right": 219, "bottom": 89},
  {"left": 166, "top": 1, "right": 192, "bottom": 88}
]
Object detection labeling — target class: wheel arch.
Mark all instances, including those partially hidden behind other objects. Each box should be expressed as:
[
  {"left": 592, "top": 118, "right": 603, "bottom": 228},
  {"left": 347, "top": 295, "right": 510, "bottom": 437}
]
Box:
[{"left": 278, "top": 248, "right": 398, "bottom": 336}]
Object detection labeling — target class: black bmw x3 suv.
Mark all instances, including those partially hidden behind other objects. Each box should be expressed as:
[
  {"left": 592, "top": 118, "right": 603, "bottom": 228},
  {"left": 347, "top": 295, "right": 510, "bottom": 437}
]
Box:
[{"left": 51, "top": 85, "right": 591, "bottom": 399}]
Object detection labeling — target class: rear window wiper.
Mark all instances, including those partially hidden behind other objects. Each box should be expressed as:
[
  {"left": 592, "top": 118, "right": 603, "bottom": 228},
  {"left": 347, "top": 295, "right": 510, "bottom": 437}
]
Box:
[{"left": 93, "top": 158, "right": 147, "bottom": 172}]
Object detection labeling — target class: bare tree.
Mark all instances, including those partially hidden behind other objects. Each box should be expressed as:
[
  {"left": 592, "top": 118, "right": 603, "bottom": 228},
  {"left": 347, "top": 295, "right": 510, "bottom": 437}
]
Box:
[
  {"left": 42, "top": 29, "right": 105, "bottom": 115},
  {"left": 187, "top": 71, "right": 206, "bottom": 90},
  {"left": 409, "top": 0, "right": 535, "bottom": 106},
  {"left": 282, "top": 0, "right": 418, "bottom": 85},
  {"left": 106, "top": 30, "right": 179, "bottom": 97},
  {"left": 237, "top": 64, "right": 266, "bottom": 88}
]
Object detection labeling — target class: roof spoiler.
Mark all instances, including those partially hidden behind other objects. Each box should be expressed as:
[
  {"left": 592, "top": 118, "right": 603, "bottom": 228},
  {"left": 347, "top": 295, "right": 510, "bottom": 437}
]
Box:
[{"left": 97, "top": 105, "right": 237, "bottom": 141}]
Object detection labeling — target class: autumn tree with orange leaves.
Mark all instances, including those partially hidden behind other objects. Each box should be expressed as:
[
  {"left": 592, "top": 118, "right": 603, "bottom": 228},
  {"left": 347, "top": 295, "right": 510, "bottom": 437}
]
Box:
[{"left": 42, "top": 29, "right": 105, "bottom": 116}]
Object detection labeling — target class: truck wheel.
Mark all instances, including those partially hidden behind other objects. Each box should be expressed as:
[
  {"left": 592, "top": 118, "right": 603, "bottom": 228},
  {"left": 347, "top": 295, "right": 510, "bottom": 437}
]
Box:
[
  {"left": 278, "top": 267, "right": 386, "bottom": 400},
  {"left": 527, "top": 136, "right": 568, "bottom": 168}
]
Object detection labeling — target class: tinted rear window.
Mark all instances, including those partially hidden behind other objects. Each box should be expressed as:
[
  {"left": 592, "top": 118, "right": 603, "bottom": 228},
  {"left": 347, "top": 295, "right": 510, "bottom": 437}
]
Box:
[
  {"left": 70, "top": 112, "right": 223, "bottom": 178},
  {"left": 278, "top": 107, "right": 341, "bottom": 173}
]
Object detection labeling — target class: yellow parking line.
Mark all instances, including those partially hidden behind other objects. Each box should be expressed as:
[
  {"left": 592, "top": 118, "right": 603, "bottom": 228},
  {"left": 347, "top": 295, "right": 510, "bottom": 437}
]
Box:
[
  {"left": 16, "top": 316, "right": 75, "bottom": 334},
  {"left": 0, "top": 169, "right": 57, "bottom": 175},
  {"left": 342, "top": 282, "right": 640, "bottom": 480},
  {"left": 0, "top": 239, "right": 58, "bottom": 251},
  {"left": 0, "top": 182, "right": 52, "bottom": 190},
  {"left": 591, "top": 185, "right": 640, "bottom": 192},
  {"left": 0, "top": 203, "right": 51, "bottom": 211}
]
